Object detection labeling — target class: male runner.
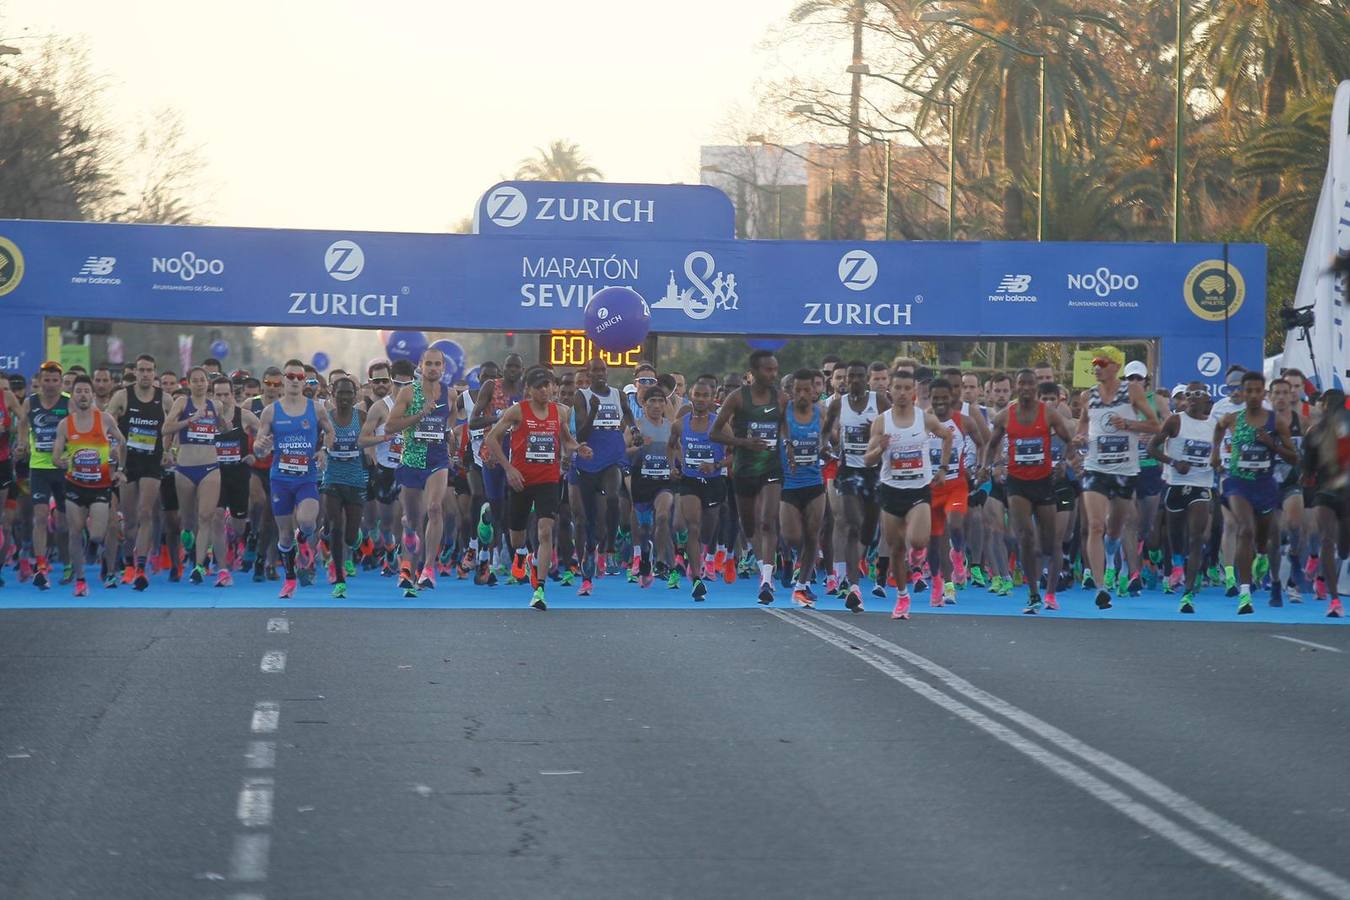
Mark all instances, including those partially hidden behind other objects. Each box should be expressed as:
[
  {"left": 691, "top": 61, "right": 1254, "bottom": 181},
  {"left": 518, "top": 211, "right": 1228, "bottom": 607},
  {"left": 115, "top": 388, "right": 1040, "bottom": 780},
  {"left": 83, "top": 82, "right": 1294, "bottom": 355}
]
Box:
[
  {"left": 1149, "top": 381, "right": 1214, "bottom": 613},
  {"left": 1302, "top": 389, "right": 1349, "bottom": 617},
  {"left": 469, "top": 353, "right": 524, "bottom": 581},
  {"left": 323, "top": 375, "right": 372, "bottom": 599},
  {"left": 781, "top": 369, "right": 827, "bottom": 608},
  {"left": 22, "top": 361, "right": 70, "bottom": 589},
  {"left": 627, "top": 386, "right": 677, "bottom": 587},
  {"left": 822, "top": 361, "right": 889, "bottom": 607},
  {"left": 105, "top": 354, "right": 167, "bottom": 590},
  {"left": 361, "top": 359, "right": 413, "bottom": 576},
  {"left": 1267, "top": 377, "right": 1305, "bottom": 606},
  {"left": 211, "top": 375, "right": 261, "bottom": 587},
  {"left": 572, "top": 357, "right": 636, "bottom": 582},
  {"left": 928, "top": 377, "right": 988, "bottom": 606},
  {"left": 713, "top": 349, "right": 785, "bottom": 605},
  {"left": 863, "top": 369, "right": 952, "bottom": 620},
  {"left": 50, "top": 375, "right": 126, "bottom": 596},
  {"left": 484, "top": 367, "right": 588, "bottom": 611},
  {"left": 671, "top": 377, "right": 727, "bottom": 602},
  {"left": 0, "top": 376, "right": 23, "bottom": 585},
  {"left": 246, "top": 367, "right": 284, "bottom": 582}
]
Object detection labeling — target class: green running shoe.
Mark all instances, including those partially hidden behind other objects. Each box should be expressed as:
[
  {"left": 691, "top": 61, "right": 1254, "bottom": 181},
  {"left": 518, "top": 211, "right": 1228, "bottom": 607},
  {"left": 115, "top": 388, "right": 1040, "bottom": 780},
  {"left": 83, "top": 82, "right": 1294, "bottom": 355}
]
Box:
[
  {"left": 181, "top": 529, "right": 195, "bottom": 552},
  {"left": 1236, "top": 591, "right": 1254, "bottom": 615},
  {"left": 344, "top": 559, "right": 357, "bottom": 577},
  {"left": 1253, "top": 555, "right": 1270, "bottom": 584},
  {"left": 666, "top": 569, "right": 681, "bottom": 590},
  {"left": 530, "top": 587, "right": 547, "bottom": 610},
  {"left": 476, "top": 502, "right": 494, "bottom": 546},
  {"left": 559, "top": 569, "right": 575, "bottom": 587},
  {"left": 1104, "top": 568, "right": 1117, "bottom": 593},
  {"left": 1179, "top": 592, "right": 1195, "bottom": 614},
  {"left": 332, "top": 582, "right": 347, "bottom": 599},
  {"left": 970, "top": 565, "right": 988, "bottom": 588}
]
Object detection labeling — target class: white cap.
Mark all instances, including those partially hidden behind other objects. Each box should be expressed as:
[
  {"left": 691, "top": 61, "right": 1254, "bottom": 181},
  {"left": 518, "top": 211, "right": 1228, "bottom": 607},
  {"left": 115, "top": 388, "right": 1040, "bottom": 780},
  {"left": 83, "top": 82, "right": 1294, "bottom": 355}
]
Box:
[
  {"left": 1122, "top": 360, "right": 1149, "bottom": 380},
  {"left": 1170, "top": 382, "right": 1187, "bottom": 398}
]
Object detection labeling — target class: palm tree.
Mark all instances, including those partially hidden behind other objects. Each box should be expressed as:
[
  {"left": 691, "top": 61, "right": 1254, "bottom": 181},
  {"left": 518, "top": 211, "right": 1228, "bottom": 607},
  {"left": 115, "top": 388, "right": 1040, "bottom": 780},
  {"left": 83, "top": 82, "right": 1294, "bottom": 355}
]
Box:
[
  {"left": 906, "top": 0, "right": 1127, "bottom": 238},
  {"left": 1238, "top": 94, "right": 1333, "bottom": 235},
  {"left": 1195, "top": 0, "right": 1350, "bottom": 198},
  {"left": 514, "top": 140, "right": 603, "bottom": 182},
  {"left": 1043, "top": 143, "right": 1165, "bottom": 241}
]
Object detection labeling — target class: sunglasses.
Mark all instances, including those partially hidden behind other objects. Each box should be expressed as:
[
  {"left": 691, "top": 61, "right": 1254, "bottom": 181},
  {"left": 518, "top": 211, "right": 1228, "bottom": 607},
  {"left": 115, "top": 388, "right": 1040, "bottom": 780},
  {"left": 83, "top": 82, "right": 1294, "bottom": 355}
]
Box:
[
  {"left": 1185, "top": 390, "right": 1209, "bottom": 398},
  {"left": 305, "top": 379, "right": 319, "bottom": 386},
  {"left": 263, "top": 380, "right": 282, "bottom": 388},
  {"left": 393, "top": 378, "right": 412, "bottom": 386},
  {"left": 636, "top": 377, "right": 657, "bottom": 386},
  {"left": 284, "top": 373, "right": 306, "bottom": 382},
  {"left": 1125, "top": 375, "right": 1145, "bottom": 382}
]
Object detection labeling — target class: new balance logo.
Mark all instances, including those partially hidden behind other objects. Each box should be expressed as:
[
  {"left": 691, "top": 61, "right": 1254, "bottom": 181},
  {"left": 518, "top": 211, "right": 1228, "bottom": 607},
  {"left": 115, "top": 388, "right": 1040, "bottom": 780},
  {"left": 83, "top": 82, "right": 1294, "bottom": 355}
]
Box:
[
  {"left": 79, "top": 256, "right": 116, "bottom": 276},
  {"left": 997, "top": 274, "right": 1032, "bottom": 293}
]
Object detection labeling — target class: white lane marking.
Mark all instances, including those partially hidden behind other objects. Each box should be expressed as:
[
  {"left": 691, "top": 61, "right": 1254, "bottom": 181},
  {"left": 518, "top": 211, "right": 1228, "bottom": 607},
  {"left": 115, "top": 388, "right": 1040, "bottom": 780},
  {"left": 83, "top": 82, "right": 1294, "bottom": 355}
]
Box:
[
  {"left": 539, "top": 770, "right": 583, "bottom": 776},
  {"left": 789, "top": 611, "right": 1350, "bottom": 900},
  {"left": 237, "top": 777, "right": 274, "bottom": 828},
  {"left": 260, "top": 651, "right": 287, "bottom": 674},
  {"left": 250, "top": 702, "right": 279, "bottom": 734},
  {"left": 266, "top": 617, "right": 289, "bottom": 634},
  {"left": 1270, "top": 634, "right": 1343, "bottom": 654},
  {"left": 228, "top": 894, "right": 266, "bottom": 900},
  {"left": 228, "top": 833, "right": 270, "bottom": 882},
  {"left": 244, "top": 741, "right": 276, "bottom": 770}
]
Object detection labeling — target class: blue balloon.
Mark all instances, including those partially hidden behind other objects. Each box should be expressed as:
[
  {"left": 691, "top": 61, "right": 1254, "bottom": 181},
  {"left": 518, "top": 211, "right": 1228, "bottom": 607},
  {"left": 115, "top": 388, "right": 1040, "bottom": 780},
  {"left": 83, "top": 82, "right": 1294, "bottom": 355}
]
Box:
[
  {"left": 210, "top": 339, "right": 230, "bottom": 360},
  {"left": 385, "top": 330, "right": 429, "bottom": 364},
  {"left": 747, "top": 338, "right": 787, "bottom": 352},
  {"left": 465, "top": 365, "right": 483, "bottom": 391},
  {"left": 311, "top": 351, "right": 330, "bottom": 372},
  {"left": 428, "top": 339, "right": 466, "bottom": 382},
  {"left": 584, "top": 287, "right": 650, "bottom": 353}
]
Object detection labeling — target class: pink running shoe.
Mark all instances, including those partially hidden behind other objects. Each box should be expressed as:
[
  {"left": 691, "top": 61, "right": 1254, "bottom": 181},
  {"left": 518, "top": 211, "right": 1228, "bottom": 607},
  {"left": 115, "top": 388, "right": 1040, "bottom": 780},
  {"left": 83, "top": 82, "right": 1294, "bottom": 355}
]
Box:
[
  {"left": 327, "top": 562, "right": 339, "bottom": 584},
  {"left": 73, "top": 579, "right": 89, "bottom": 597},
  {"left": 930, "top": 579, "right": 944, "bottom": 607},
  {"left": 279, "top": 578, "right": 297, "bottom": 599},
  {"left": 297, "top": 542, "right": 315, "bottom": 570},
  {"left": 824, "top": 574, "right": 839, "bottom": 595},
  {"left": 1315, "top": 577, "right": 1329, "bottom": 601},
  {"left": 1044, "top": 593, "right": 1059, "bottom": 611},
  {"left": 1329, "top": 598, "right": 1344, "bottom": 618},
  {"left": 951, "top": 550, "right": 967, "bottom": 584},
  {"left": 215, "top": 570, "right": 233, "bottom": 588},
  {"left": 1169, "top": 565, "right": 1184, "bottom": 590},
  {"left": 891, "top": 591, "right": 911, "bottom": 620}
]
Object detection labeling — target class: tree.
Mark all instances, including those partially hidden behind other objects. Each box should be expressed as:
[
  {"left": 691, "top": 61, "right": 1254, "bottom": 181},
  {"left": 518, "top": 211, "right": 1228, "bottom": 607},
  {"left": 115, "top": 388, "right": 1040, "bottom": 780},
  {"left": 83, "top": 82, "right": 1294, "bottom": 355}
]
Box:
[
  {"left": 1238, "top": 95, "right": 1334, "bottom": 236},
  {"left": 514, "top": 140, "right": 602, "bottom": 182}
]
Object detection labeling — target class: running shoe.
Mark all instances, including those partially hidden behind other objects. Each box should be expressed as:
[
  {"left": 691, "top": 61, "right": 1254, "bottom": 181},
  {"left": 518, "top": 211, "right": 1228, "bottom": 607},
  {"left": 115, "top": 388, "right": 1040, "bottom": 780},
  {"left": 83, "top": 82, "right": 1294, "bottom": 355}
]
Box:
[
  {"left": 382, "top": 558, "right": 398, "bottom": 578},
  {"left": 344, "top": 560, "right": 357, "bottom": 578},
  {"left": 722, "top": 557, "right": 736, "bottom": 584},
  {"left": 1023, "top": 592, "right": 1043, "bottom": 615},
  {"left": 298, "top": 541, "right": 316, "bottom": 571},
  {"left": 824, "top": 573, "right": 839, "bottom": 595},
  {"left": 133, "top": 568, "right": 150, "bottom": 591},
  {"left": 1179, "top": 592, "right": 1196, "bottom": 614},
  {"left": 626, "top": 569, "right": 638, "bottom": 585},
  {"left": 530, "top": 587, "right": 547, "bottom": 611},
  {"left": 1268, "top": 582, "right": 1283, "bottom": 608},
  {"left": 951, "top": 551, "right": 967, "bottom": 584},
  {"left": 691, "top": 578, "right": 707, "bottom": 602},
  {"left": 215, "top": 570, "right": 233, "bottom": 588},
  {"left": 942, "top": 581, "right": 957, "bottom": 605},
  {"left": 73, "top": 579, "right": 89, "bottom": 597},
  {"left": 791, "top": 588, "right": 814, "bottom": 609},
  {"left": 871, "top": 582, "right": 887, "bottom": 599},
  {"left": 1236, "top": 591, "right": 1254, "bottom": 615},
  {"left": 666, "top": 570, "right": 680, "bottom": 590},
  {"left": 712, "top": 548, "right": 727, "bottom": 573},
  {"left": 1253, "top": 555, "right": 1270, "bottom": 585},
  {"left": 121, "top": 564, "right": 136, "bottom": 585},
  {"left": 1225, "top": 574, "right": 1239, "bottom": 598},
  {"left": 559, "top": 569, "right": 575, "bottom": 587},
  {"left": 297, "top": 566, "right": 314, "bottom": 587},
  {"left": 1315, "top": 576, "right": 1328, "bottom": 601},
  {"left": 929, "top": 583, "right": 944, "bottom": 608},
  {"left": 103, "top": 573, "right": 119, "bottom": 590},
  {"left": 180, "top": 529, "right": 195, "bottom": 552},
  {"left": 1328, "top": 598, "right": 1344, "bottom": 618},
  {"left": 1126, "top": 574, "right": 1143, "bottom": 597},
  {"left": 578, "top": 577, "right": 593, "bottom": 597},
  {"left": 510, "top": 553, "right": 528, "bottom": 583},
  {"left": 418, "top": 567, "right": 436, "bottom": 590},
  {"left": 189, "top": 565, "right": 204, "bottom": 585},
  {"left": 403, "top": 585, "right": 419, "bottom": 599},
  {"left": 1044, "top": 593, "right": 1059, "bottom": 611},
  {"left": 398, "top": 566, "right": 414, "bottom": 591},
  {"left": 1094, "top": 589, "right": 1112, "bottom": 610},
  {"left": 476, "top": 503, "right": 493, "bottom": 545},
  {"left": 528, "top": 555, "right": 541, "bottom": 591},
  {"left": 327, "top": 562, "right": 339, "bottom": 585},
  {"left": 845, "top": 584, "right": 863, "bottom": 613},
  {"left": 970, "top": 565, "right": 988, "bottom": 588},
  {"left": 279, "top": 579, "right": 297, "bottom": 599},
  {"left": 332, "top": 582, "right": 347, "bottom": 599},
  {"left": 1103, "top": 568, "right": 1117, "bottom": 593},
  {"left": 757, "top": 580, "right": 774, "bottom": 605},
  {"left": 474, "top": 560, "right": 492, "bottom": 585},
  {"left": 1286, "top": 583, "right": 1302, "bottom": 604},
  {"left": 60, "top": 564, "right": 75, "bottom": 586},
  {"left": 252, "top": 563, "right": 266, "bottom": 584},
  {"left": 891, "top": 592, "right": 911, "bottom": 620},
  {"left": 18, "top": 558, "right": 32, "bottom": 583},
  {"left": 834, "top": 578, "right": 851, "bottom": 599},
  {"left": 911, "top": 574, "right": 928, "bottom": 594},
  {"left": 1081, "top": 571, "right": 1096, "bottom": 590}
]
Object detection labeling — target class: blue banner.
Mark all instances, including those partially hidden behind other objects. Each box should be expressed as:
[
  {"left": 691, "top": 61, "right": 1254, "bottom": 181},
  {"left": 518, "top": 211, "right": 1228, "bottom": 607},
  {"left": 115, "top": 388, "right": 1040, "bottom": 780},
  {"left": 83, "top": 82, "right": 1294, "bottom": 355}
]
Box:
[{"left": 0, "top": 216, "right": 1264, "bottom": 395}]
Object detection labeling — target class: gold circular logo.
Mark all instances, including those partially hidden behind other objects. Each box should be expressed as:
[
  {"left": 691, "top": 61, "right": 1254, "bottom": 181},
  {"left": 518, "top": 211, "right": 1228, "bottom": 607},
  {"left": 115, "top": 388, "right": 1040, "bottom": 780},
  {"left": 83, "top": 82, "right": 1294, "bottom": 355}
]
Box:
[
  {"left": 1184, "top": 259, "right": 1245, "bottom": 321},
  {"left": 0, "top": 237, "right": 23, "bottom": 297}
]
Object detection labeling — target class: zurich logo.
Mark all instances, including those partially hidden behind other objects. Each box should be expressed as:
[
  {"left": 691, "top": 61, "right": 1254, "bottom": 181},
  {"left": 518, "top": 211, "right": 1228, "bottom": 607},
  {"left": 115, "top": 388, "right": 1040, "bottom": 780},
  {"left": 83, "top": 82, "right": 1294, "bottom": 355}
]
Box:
[
  {"left": 596, "top": 306, "right": 609, "bottom": 318},
  {"left": 1196, "top": 352, "right": 1222, "bottom": 377},
  {"left": 486, "top": 186, "right": 528, "bottom": 228},
  {"left": 324, "top": 240, "right": 364, "bottom": 282},
  {"left": 838, "top": 250, "right": 877, "bottom": 292}
]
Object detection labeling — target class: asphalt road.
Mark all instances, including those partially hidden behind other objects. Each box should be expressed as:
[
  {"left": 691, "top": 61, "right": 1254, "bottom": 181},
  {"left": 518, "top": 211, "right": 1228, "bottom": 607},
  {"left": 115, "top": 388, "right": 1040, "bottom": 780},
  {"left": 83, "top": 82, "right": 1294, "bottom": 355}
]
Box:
[{"left": 1, "top": 608, "right": 1346, "bottom": 899}]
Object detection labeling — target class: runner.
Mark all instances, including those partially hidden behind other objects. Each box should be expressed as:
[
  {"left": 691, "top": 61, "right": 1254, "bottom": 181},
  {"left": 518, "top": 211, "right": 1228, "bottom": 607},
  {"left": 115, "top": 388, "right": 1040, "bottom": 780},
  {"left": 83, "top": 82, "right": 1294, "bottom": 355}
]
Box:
[
  {"left": 23, "top": 361, "right": 71, "bottom": 590},
  {"left": 713, "top": 349, "right": 785, "bottom": 605},
  {"left": 986, "top": 369, "right": 1076, "bottom": 614},
  {"left": 361, "top": 359, "right": 413, "bottom": 577},
  {"left": 781, "top": 369, "right": 826, "bottom": 608},
  {"left": 927, "top": 377, "right": 988, "bottom": 606},
  {"left": 385, "top": 348, "right": 456, "bottom": 596},
  {"left": 1267, "top": 377, "right": 1305, "bottom": 606},
  {"left": 863, "top": 368, "right": 952, "bottom": 619},
  {"left": 821, "top": 361, "right": 888, "bottom": 608},
  {"left": 163, "top": 367, "right": 223, "bottom": 585},
  {"left": 1149, "top": 381, "right": 1214, "bottom": 613},
  {"left": 253, "top": 359, "right": 335, "bottom": 599},
  {"left": 246, "top": 367, "right": 283, "bottom": 582},
  {"left": 627, "top": 386, "right": 676, "bottom": 588},
  {"left": 210, "top": 375, "right": 260, "bottom": 587},
  {"left": 105, "top": 354, "right": 167, "bottom": 591},
  {"left": 1302, "top": 388, "right": 1349, "bottom": 617},
  {"left": 572, "top": 357, "right": 637, "bottom": 583},
  {"left": 1124, "top": 361, "right": 1166, "bottom": 590},
  {"left": 1074, "top": 346, "right": 1160, "bottom": 610},
  {"left": 50, "top": 375, "right": 126, "bottom": 596},
  {"left": 671, "top": 377, "right": 726, "bottom": 602},
  {"left": 469, "top": 354, "right": 524, "bottom": 582},
  {"left": 1212, "top": 371, "right": 1297, "bottom": 615},
  {"left": 322, "top": 375, "right": 370, "bottom": 599},
  {"left": 0, "top": 372, "right": 25, "bottom": 587},
  {"left": 483, "top": 367, "right": 589, "bottom": 611}
]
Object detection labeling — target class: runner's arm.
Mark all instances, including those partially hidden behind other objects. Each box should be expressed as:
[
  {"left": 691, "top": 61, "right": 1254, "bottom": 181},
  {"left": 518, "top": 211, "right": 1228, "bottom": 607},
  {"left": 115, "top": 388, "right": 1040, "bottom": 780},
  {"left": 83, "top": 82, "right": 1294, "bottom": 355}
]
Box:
[
  {"left": 50, "top": 419, "right": 69, "bottom": 468},
  {"left": 162, "top": 396, "right": 189, "bottom": 435},
  {"left": 467, "top": 382, "right": 497, "bottom": 431},
  {"left": 1210, "top": 414, "right": 1232, "bottom": 470},
  {"left": 1272, "top": 417, "right": 1298, "bottom": 465},
  {"left": 358, "top": 401, "right": 390, "bottom": 447},
  {"left": 860, "top": 414, "right": 888, "bottom": 468},
  {"left": 710, "top": 392, "right": 748, "bottom": 449},
  {"left": 982, "top": 410, "right": 1007, "bottom": 471},
  {"left": 1128, "top": 383, "right": 1162, "bottom": 432},
  {"left": 384, "top": 387, "right": 422, "bottom": 433},
  {"left": 252, "top": 404, "right": 276, "bottom": 457},
  {"left": 7, "top": 390, "right": 23, "bottom": 456},
  {"left": 1148, "top": 414, "right": 1180, "bottom": 465},
  {"left": 482, "top": 405, "right": 522, "bottom": 471},
  {"left": 105, "top": 418, "right": 128, "bottom": 472}
]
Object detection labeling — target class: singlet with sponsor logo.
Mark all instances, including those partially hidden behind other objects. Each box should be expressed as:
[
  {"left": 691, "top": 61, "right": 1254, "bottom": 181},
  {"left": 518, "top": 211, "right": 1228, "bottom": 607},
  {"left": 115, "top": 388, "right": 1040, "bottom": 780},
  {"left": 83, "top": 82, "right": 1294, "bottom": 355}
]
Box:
[
  {"left": 249, "top": 397, "right": 272, "bottom": 470},
  {"left": 180, "top": 397, "right": 219, "bottom": 446},
  {"left": 120, "top": 387, "right": 164, "bottom": 458},
  {"left": 63, "top": 408, "right": 112, "bottom": 489},
  {"left": 1164, "top": 413, "right": 1214, "bottom": 488},
  {"left": 1273, "top": 413, "right": 1302, "bottom": 486},
  {"left": 732, "top": 385, "right": 782, "bottom": 478},
  {"left": 269, "top": 398, "right": 320, "bottom": 482},
  {"left": 215, "top": 407, "right": 247, "bottom": 467},
  {"left": 839, "top": 392, "right": 879, "bottom": 469},
  {"left": 1085, "top": 383, "right": 1139, "bottom": 476},
  {"left": 879, "top": 408, "right": 934, "bottom": 490},
  {"left": 576, "top": 386, "right": 627, "bottom": 472},
  {"left": 324, "top": 408, "right": 367, "bottom": 488},
  {"left": 783, "top": 406, "right": 823, "bottom": 490},
  {"left": 508, "top": 401, "right": 562, "bottom": 485},
  {"left": 1006, "top": 402, "right": 1053, "bottom": 482},
  {"left": 375, "top": 394, "right": 403, "bottom": 469},
  {"left": 635, "top": 417, "right": 673, "bottom": 481},
  {"left": 402, "top": 381, "right": 450, "bottom": 471},
  {"left": 1136, "top": 393, "right": 1161, "bottom": 468},
  {"left": 928, "top": 412, "right": 965, "bottom": 483},
  {"left": 679, "top": 412, "right": 724, "bottom": 481},
  {"left": 27, "top": 393, "right": 70, "bottom": 470},
  {"left": 1228, "top": 408, "right": 1277, "bottom": 481}
]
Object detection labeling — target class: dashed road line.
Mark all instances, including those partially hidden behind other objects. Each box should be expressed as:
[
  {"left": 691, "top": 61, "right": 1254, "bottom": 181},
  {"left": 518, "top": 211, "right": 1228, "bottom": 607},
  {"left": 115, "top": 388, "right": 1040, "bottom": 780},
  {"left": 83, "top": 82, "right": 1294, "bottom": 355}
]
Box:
[
  {"left": 1270, "top": 634, "right": 1343, "bottom": 653},
  {"left": 266, "top": 617, "right": 289, "bottom": 634},
  {"left": 237, "top": 777, "right": 275, "bottom": 828},
  {"left": 260, "top": 651, "right": 287, "bottom": 674},
  {"left": 250, "top": 702, "right": 280, "bottom": 734}
]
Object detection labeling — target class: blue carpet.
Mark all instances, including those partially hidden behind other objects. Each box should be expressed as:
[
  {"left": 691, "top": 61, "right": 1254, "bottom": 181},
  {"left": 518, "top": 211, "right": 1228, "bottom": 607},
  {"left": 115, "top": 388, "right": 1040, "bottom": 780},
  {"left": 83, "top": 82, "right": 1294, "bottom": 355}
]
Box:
[{"left": 0, "top": 568, "right": 1344, "bottom": 624}]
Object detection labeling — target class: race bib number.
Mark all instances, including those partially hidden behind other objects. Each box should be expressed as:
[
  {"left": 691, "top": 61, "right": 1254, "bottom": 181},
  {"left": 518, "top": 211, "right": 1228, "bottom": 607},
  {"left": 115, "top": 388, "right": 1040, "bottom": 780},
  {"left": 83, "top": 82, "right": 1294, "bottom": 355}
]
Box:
[
  {"left": 1237, "top": 446, "right": 1272, "bottom": 472},
  {"left": 329, "top": 448, "right": 361, "bottom": 460},
  {"left": 1013, "top": 437, "right": 1046, "bottom": 466},
  {"left": 1096, "top": 435, "right": 1129, "bottom": 464},
  {"left": 216, "top": 442, "right": 242, "bottom": 465},
  {"left": 686, "top": 443, "right": 714, "bottom": 463},
  {"left": 127, "top": 427, "right": 158, "bottom": 454},
  {"left": 278, "top": 453, "right": 310, "bottom": 475},
  {"left": 388, "top": 434, "right": 403, "bottom": 463},
  {"left": 843, "top": 424, "right": 868, "bottom": 462},
  {"left": 640, "top": 453, "right": 671, "bottom": 478},
  {"left": 71, "top": 448, "right": 102, "bottom": 482},
  {"left": 791, "top": 438, "right": 819, "bottom": 467},
  {"left": 1180, "top": 439, "right": 1211, "bottom": 466},
  {"left": 35, "top": 437, "right": 55, "bottom": 452},
  {"left": 888, "top": 447, "right": 924, "bottom": 479},
  {"left": 594, "top": 403, "right": 621, "bottom": 429},
  {"left": 413, "top": 428, "right": 445, "bottom": 443},
  {"left": 469, "top": 427, "right": 486, "bottom": 448},
  {"left": 186, "top": 419, "right": 215, "bottom": 443},
  {"left": 749, "top": 421, "right": 778, "bottom": 445},
  {"left": 525, "top": 432, "right": 557, "bottom": 463}
]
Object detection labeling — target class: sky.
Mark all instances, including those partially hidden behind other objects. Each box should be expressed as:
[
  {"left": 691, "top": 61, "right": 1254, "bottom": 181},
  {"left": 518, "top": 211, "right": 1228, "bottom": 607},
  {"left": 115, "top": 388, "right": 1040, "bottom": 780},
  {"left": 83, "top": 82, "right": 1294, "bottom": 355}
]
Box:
[{"left": 4, "top": 0, "right": 830, "bottom": 233}]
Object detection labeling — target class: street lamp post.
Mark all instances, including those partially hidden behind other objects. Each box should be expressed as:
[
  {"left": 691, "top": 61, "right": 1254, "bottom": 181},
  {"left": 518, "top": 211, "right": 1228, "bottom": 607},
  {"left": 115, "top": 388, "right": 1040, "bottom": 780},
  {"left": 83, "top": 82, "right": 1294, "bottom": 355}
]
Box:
[
  {"left": 921, "top": 15, "right": 1046, "bottom": 241},
  {"left": 700, "top": 165, "right": 782, "bottom": 238},
  {"left": 748, "top": 134, "right": 835, "bottom": 240},
  {"left": 848, "top": 64, "right": 958, "bottom": 239},
  {"left": 1173, "top": 0, "right": 1185, "bottom": 242}
]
